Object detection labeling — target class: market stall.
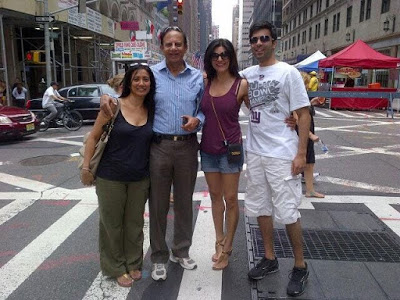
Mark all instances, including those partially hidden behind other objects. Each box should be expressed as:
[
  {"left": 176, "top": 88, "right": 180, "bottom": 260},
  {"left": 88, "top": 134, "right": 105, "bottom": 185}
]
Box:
[
  {"left": 319, "top": 40, "right": 400, "bottom": 110},
  {"left": 294, "top": 50, "right": 326, "bottom": 72}
]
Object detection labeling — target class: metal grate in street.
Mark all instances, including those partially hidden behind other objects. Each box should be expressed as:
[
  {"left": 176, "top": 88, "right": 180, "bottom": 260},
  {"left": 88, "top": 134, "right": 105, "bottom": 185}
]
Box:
[{"left": 250, "top": 226, "right": 400, "bottom": 262}]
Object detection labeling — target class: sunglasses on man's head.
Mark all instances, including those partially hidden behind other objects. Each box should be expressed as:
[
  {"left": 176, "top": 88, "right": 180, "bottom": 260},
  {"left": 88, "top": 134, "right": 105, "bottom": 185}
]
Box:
[
  {"left": 211, "top": 52, "right": 229, "bottom": 60},
  {"left": 250, "top": 35, "right": 272, "bottom": 44},
  {"left": 163, "top": 26, "right": 182, "bottom": 33}
]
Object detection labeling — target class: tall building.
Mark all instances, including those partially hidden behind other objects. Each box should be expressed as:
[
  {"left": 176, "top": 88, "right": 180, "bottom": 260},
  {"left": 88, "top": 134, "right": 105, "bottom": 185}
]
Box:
[
  {"left": 238, "top": 0, "right": 254, "bottom": 69},
  {"left": 199, "top": 0, "right": 212, "bottom": 53},
  {"left": 232, "top": 4, "right": 240, "bottom": 51},
  {"left": 281, "top": 0, "right": 400, "bottom": 71},
  {"left": 212, "top": 25, "right": 220, "bottom": 40}
]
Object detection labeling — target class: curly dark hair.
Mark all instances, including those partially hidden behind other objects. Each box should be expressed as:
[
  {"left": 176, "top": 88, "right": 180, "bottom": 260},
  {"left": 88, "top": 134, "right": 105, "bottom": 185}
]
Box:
[
  {"left": 120, "top": 64, "right": 156, "bottom": 121},
  {"left": 204, "top": 39, "right": 240, "bottom": 81}
]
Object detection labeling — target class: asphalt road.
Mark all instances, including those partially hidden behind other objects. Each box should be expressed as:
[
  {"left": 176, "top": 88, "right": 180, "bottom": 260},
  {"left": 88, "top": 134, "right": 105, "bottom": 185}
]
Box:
[{"left": 0, "top": 106, "right": 399, "bottom": 300}]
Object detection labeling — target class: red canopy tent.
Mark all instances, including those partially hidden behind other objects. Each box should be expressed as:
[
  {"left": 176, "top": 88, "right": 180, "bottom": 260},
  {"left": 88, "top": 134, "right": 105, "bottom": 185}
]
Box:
[
  {"left": 319, "top": 39, "right": 400, "bottom": 68},
  {"left": 319, "top": 40, "right": 400, "bottom": 110}
]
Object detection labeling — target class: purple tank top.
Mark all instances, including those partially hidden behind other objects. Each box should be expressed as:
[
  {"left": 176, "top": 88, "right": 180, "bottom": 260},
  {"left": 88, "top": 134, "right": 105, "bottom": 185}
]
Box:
[{"left": 200, "top": 78, "right": 242, "bottom": 154}]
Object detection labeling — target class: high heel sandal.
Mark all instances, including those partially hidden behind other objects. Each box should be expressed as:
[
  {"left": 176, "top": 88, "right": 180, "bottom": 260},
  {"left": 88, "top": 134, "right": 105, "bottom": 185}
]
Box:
[
  {"left": 212, "top": 240, "right": 225, "bottom": 262},
  {"left": 212, "top": 249, "right": 232, "bottom": 270}
]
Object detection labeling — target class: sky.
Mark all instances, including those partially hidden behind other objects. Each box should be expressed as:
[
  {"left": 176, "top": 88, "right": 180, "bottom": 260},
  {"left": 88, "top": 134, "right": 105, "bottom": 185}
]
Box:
[{"left": 212, "top": 0, "right": 238, "bottom": 40}]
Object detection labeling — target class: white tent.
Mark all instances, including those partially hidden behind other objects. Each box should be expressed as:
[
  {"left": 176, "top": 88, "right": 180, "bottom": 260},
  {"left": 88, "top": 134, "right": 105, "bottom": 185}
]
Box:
[{"left": 294, "top": 50, "right": 326, "bottom": 71}]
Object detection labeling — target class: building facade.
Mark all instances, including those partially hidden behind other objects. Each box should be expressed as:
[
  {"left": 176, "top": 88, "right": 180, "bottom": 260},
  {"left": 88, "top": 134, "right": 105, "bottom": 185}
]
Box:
[
  {"left": 281, "top": 0, "right": 400, "bottom": 69},
  {"left": 237, "top": 0, "right": 254, "bottom": 69}
]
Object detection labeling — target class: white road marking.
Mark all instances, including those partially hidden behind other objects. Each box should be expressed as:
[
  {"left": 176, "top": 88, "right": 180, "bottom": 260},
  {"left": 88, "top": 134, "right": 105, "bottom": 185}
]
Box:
[
  {"left": 0, "top": 199, "right": 37, "bottom": 226},
  {"left": 0, "top": 196, "right": 98, "bottom": 299},
  {"left": 315, "top": 110, "right": 332, "bottom": 118},
  {"left": 0, "top": 172, "right": 54, "bottom": 192},
  {"left": 34, "top": 137, "right": 82, "bottom": 146},
  {"left": 318, "top": 176, "right": 400, "bottom": 194},
  {"left": 0, "top": 161, "right": 12, "bottom": 166},
  {"left": 328, "top": 110, "right": 355, "bottom": 117},
  {"left": 82, "top": 202, "right": 150, "bottom": 300},
  {"left": 178, "top": 195, "right": 222, "bottom": 300}
]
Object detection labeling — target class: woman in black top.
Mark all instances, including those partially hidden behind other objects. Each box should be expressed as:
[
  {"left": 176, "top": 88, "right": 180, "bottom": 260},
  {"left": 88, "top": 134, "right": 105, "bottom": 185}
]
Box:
[{"left": 81, "top": 64, "right": 155, "bottom": 287}]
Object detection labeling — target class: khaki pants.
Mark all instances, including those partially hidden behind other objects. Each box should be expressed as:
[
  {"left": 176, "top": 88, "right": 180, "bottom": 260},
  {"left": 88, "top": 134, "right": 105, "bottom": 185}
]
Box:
[{"left": 95, "top": 176, "right": 149, "bottom": 277}]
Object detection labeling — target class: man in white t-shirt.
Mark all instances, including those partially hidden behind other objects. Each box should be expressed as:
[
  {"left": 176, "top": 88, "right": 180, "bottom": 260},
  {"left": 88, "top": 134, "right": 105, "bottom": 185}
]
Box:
[
  {"left": 240, "top": 21, "right": 311, "bottom": 297},
  {"left": 41, "top": 81, "right": 66, "bottom": 125},
  {"left": 12, "top": 83, "right": 28, "bottom": 108}
]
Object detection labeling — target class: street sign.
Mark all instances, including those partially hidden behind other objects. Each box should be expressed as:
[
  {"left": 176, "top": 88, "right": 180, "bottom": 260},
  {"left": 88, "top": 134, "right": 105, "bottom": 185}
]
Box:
[{"left": 35, "top": 16, "right": 55, "bottom": 23}]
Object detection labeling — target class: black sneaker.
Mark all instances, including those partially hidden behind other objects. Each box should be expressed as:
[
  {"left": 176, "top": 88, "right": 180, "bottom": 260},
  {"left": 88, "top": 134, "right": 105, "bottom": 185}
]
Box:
[
  {"left": 248, "top": 257, "right": 279, "bottom": 280},
  {"left": 287, "top": 262, "right": 309, "bottom": 297}
]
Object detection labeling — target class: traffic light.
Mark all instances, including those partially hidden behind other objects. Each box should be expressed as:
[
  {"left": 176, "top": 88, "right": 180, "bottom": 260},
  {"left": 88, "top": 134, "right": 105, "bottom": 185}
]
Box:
[
  {"left": 25, "top": 50, "right": 46, "bottom": 64},
  {"left": 177, "top": 0, "right": 183, "bottom": 15}
]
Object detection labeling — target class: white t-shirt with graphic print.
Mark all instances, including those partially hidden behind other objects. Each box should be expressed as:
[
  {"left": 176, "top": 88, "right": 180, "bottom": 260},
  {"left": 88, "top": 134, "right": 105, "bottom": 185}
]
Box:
[{"left": 240, "top": 61, "right": 310, "bottom": 161}]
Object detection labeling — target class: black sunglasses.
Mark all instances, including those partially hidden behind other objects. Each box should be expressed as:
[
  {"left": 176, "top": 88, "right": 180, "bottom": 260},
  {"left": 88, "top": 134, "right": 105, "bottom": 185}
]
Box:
[
  {"left": 250, "top": 35, "right": 272, "bottom": 44},
  {"left": 211, "top": 52, "right": 229, "bottom": 60}
]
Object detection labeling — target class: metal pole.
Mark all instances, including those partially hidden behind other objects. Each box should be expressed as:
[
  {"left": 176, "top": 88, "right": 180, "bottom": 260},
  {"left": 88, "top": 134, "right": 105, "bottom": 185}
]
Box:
[
  {"left": 19, "top": 27, "right": 29, "bottom": 99},
  {"left": 0, "top": 15, "right": 10, "bottom": 106},
  {"left": 44, "top": 0, "right": 52, "bottom": 85},
  {"left": 61, "top": 25, "right": 65, "bottom": 86}
]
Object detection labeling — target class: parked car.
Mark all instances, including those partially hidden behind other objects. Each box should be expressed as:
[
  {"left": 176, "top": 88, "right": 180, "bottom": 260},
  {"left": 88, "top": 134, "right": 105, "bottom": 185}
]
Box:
[
  {"left": 0, "top": 105, "right": 39, "bottom": 140},
  {"left": 26, "top": 84, "right": 117, "bottom": 121}
]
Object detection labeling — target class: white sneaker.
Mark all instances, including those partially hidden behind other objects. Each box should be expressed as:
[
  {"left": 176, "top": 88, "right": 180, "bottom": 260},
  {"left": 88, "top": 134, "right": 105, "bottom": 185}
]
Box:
[
  {"left": 169, "top": 252, "right": 197, "bottom": 270},
  {"left": 151, "top": 263, "right": 167, "bottom": 281},
  {"left": 40, "top": 121, "right": 46, "bottom": 126}
]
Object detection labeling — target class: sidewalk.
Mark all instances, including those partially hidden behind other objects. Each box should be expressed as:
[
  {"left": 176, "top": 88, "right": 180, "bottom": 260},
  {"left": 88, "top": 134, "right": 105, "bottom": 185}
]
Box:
[{"left": 245, "top": 196, "right": 400, "bottom": 299}]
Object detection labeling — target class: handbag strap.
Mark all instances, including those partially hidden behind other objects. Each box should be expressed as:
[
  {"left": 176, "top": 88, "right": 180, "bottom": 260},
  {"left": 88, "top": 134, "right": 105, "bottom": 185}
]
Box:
[
  {"left": 210, "top": 95, "right": 242, "bottom": 144},
  {"left": 101, "top": 99, "right": 120, "bottom": 140},
  {"left": 210, "top": 96, "right": 227, "bottom": 143}
]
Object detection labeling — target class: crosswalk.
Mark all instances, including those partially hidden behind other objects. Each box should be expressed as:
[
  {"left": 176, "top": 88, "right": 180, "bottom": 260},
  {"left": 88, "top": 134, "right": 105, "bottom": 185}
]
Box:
[
  {"left": 1, "top": 170, "right": 400, "bottom": 300},
  {"left": 1, "top": 107, "right": 400, "bottom": 299}
]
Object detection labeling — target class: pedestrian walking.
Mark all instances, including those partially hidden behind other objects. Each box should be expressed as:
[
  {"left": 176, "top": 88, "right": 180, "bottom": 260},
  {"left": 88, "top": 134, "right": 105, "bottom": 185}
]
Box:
[{"left": 241, "top": 21, "right": 311, "bottom": 297}]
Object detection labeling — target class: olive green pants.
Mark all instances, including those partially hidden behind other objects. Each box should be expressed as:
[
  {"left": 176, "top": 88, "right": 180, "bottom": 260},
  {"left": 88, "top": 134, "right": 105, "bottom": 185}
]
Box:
[{"left": 95, "top": 176, "right": 149, "bottom": 277}]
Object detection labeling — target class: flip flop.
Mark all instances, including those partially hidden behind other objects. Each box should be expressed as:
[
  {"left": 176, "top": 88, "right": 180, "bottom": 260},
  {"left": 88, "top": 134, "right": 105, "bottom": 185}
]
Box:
[
  {"left": 305, "top": 191, "right": 325, "bottom": 198},
  {"left": 117, "top": 273, "right": 133, "bottom": 288}
]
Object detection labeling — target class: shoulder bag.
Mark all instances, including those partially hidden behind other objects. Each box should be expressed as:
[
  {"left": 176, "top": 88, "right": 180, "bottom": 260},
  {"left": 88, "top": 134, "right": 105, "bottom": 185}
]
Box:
[{"left": 78, "top": 99, "right": 120, "bottom": 176}]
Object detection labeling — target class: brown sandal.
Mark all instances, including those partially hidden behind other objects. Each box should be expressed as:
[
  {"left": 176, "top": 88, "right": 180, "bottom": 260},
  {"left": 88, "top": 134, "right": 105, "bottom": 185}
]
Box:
[
  {"left": 212, "top": 249, "right": 232, "bottom": 270},
  {"left": 129, "top": 270, "right": 142, "bottom": 281},
  {"left": 117, "top": 273, "right": 133, "bottom": 287},
  {"left": 212, "top": 239, "right": 225, "bottom": 262}
]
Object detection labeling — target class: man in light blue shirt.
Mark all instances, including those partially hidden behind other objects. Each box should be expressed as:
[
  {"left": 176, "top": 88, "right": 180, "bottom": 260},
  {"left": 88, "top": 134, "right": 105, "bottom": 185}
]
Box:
[{"left": 149, "top": 26, "right": 204, "bottom": 281}]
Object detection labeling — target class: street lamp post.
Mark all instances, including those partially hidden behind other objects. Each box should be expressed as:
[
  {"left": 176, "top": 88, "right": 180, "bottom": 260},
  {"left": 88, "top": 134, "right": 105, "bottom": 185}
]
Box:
[{"left": 44, "top": 0, "right": 52, "bottom": 86}]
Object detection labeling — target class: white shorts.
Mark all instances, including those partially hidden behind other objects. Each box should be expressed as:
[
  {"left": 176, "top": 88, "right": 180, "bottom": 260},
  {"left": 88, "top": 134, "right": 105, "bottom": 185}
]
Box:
[{"left": 245, "top": 152, "right": 302, "bottom": 224}]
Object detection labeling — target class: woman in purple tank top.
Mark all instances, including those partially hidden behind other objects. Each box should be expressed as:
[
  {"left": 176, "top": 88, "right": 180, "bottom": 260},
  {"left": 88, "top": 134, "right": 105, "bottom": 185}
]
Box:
[{"left": 200, "top": 39, "right": 249, "bottom": 270}]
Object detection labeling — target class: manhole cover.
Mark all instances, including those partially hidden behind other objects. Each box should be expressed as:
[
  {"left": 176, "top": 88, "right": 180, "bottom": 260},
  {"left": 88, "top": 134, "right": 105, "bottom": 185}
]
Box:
[
  {"left": 20, "top": 155, "right": 70, "bottom": 166},
  {"left": 250, "top": 226, "right": 400, "bottom": 262}
]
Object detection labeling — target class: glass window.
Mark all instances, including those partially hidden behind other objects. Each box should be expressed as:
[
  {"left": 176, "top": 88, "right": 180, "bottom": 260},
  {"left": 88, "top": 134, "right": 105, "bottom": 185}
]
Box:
[
  {"left": 326, "top": 0, "right": 329, "bottom": 8},
  {"left": 78, "top": 87, "right": 99, "bottom": 97},
  {"left": 381, "top": 0, "right": 390, "bottom": 13},
  {"left": 366, "top": 0, "right": 371, "bottom": 20},
  {"left": 360, "top": 0, "right": 365, "bottom": 22},
  {"left": 309, "top": 27, "right": 312, "bottom": 41},
  {"left": 324, "top": 18, "right": 328, "bottom": 35},
  {"left": 67, "top": 88, "right": 77, "bottom": 97},
  {"left": 346, "top": 6, "right": 352, "bottom": 27}
]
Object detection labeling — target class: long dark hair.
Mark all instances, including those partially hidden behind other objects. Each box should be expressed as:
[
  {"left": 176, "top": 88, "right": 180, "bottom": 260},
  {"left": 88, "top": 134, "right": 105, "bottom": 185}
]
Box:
[
  {"left": 120, "top": 64, "right": 156, "bottom": 121},
  {"left": 204, "top": 39, "right": 240, "bottom": 82}
]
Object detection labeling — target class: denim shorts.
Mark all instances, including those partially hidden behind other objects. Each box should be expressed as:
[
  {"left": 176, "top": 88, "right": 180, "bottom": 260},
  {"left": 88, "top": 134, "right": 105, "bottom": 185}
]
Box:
[{"left": 200, "top": 150, "right": 244, "bottom": 173}]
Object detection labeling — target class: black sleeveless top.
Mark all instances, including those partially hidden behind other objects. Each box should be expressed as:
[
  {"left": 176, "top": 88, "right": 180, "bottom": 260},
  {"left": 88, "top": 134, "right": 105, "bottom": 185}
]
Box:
[{"left": 96, "top": 111, "right": 153, "bottom": 182}]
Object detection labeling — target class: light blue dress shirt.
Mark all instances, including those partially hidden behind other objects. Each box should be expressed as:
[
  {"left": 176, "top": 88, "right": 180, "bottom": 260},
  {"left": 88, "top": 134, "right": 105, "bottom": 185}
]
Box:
[{"left": 151, "top": 59, "right": 205, "bottom": 135}]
